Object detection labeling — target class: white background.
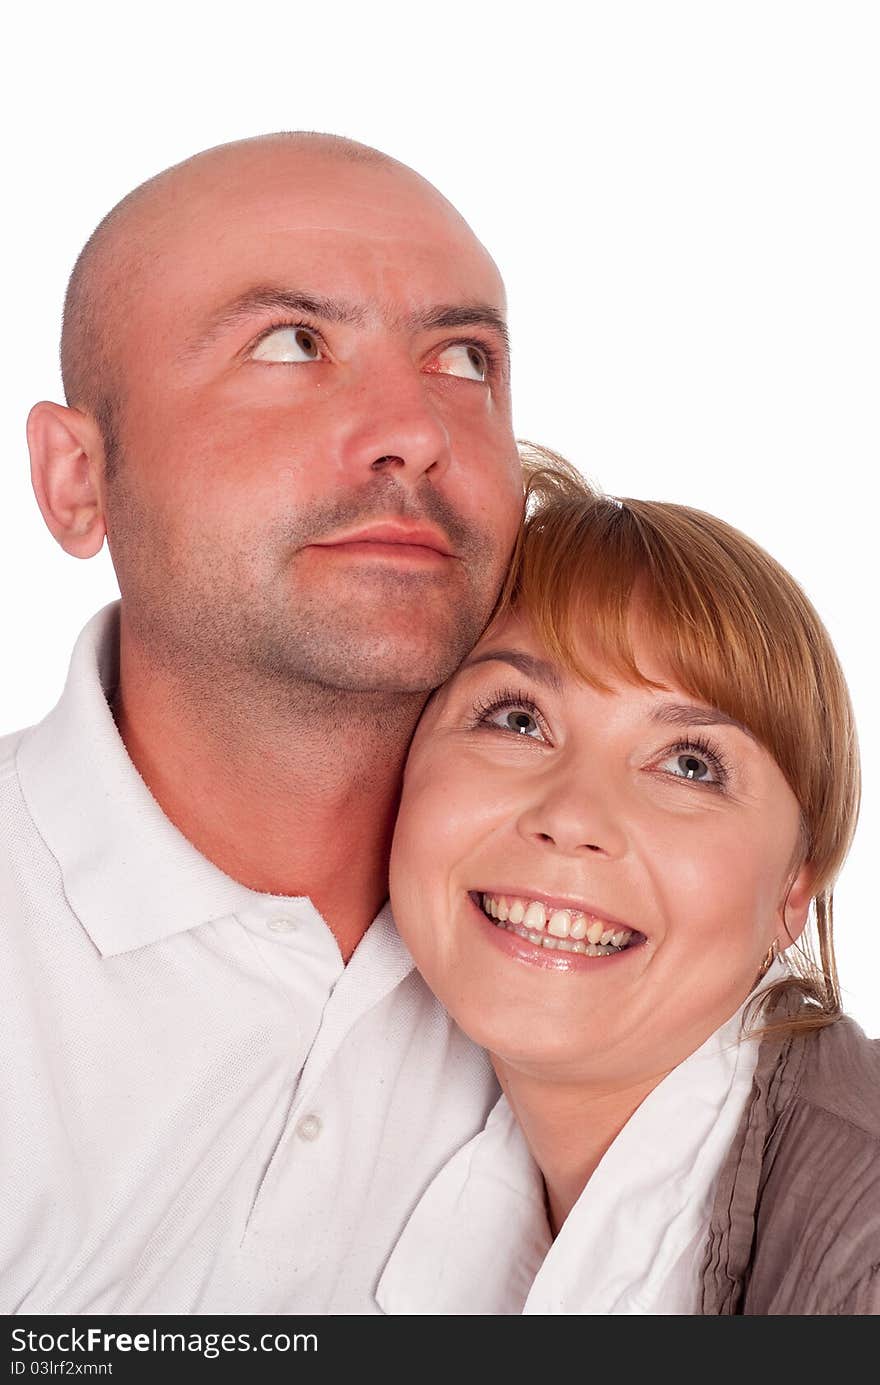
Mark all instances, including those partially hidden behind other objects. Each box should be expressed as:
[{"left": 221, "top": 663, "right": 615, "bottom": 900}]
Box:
[{"left": 4, "top": 2, "right": 878, "bottom": 1033}]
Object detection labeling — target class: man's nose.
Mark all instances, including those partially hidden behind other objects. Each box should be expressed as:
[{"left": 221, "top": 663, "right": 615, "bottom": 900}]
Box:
[
  {"left": 515, "top": 767, "right": 628, "bottom": 859},
  {"left": 341, "top": 356, "right": 453, "bottom": 483}
]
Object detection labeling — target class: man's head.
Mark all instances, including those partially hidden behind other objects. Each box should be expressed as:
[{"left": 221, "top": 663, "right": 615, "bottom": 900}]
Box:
[{"left": 29, "top": 133, "right": 524, "bottom": 697}]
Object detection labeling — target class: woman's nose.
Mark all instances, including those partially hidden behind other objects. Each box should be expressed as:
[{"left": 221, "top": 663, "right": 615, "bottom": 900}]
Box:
[{"left": 514, "top": 771, "right": 627, "bottom": 858}]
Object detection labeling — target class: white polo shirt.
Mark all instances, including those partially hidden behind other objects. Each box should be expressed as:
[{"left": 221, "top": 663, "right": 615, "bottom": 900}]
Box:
[{"left": 0, "top": 603, "right": 498, "bottom": 1315}]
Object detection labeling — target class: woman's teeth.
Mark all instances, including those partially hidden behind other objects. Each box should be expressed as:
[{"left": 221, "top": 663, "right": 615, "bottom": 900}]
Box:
[{"left": 480, "top": 893, "right": 636, "bottom": 956}]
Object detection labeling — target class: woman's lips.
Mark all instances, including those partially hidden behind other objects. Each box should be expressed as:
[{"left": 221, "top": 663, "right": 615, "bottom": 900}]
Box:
[
  {"left": 468, "top": 889, "right": 647, "bottom": 965},
  {"left": 466, "top": 893, "right": 643, "bottom": 971},
  {"left": 473, "top": 888, "right": 642, "bottom": 938}
]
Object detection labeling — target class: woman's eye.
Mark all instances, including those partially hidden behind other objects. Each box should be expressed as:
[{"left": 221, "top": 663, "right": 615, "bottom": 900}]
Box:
[
  {"left": 426, "top": 343, "right": 488, "bottom": 381},
  {"left": 251, "top": 326, "right": 322, "bottom": 363},
  {"left": 658, "top": 751, "right": 718, "bottom": 783},
  {"left": 485, "top": 706, "right": 544, "bottom": 738}
]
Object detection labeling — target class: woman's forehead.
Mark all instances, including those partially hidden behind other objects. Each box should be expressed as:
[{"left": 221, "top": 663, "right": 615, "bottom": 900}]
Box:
[{"left": 459, "top": 609, "right": 673, "bottom": 694}]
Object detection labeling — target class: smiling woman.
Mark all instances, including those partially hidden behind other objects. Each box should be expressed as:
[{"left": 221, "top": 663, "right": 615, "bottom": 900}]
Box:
[{"left": 383, "top": 447, "right": 879, "bottom": 1316}]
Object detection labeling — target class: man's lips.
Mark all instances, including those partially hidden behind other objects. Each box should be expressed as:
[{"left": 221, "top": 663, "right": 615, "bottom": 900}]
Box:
[{"left": 310, "top": 521, "right": 456, "bottom": 557}]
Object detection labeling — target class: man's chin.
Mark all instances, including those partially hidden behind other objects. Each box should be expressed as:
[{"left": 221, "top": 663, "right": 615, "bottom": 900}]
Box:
[
  {"left": 292, "top": 639, "right": 478, "bottom": 698},
  {"left": 259, "top": 598, "right": 494, "bottom": 696}
]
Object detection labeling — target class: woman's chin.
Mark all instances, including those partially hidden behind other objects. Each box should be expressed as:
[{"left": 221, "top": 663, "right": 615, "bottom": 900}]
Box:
[{"left": 398, "top": 889, "right": 653, "bottom": 1076}]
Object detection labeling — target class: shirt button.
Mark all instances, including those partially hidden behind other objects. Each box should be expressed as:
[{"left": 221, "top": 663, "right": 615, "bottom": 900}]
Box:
[
  {"left": 267, "top": 916, "right": 298, "bottom": 934},
  {"left": 296, "top": 1114, "right": 322, "bottom": 1142}
]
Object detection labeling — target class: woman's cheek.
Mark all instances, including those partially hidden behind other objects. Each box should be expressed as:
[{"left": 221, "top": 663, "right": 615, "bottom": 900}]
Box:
[
  {"left": 653, "top": 821, "right": 784, "bottom": 954},
  {"left": 403, "top": 746, "right": 506, "bottom": 841},
  {"left": 392, "top": 771, "right": 454, "bottom": 925},
  {"left": 392, "top": 755, "right": 499, "bottom": 954}
]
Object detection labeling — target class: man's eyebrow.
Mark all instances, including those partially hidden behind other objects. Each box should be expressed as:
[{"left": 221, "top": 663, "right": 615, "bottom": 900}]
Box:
[
  {"left": 650, "top": 702, "right": 757, "bottom": 741},
  {"left": 457, "top": 649, "right": 563, "bottom": 692},
  {"left": 404, "top": 303, "right": 510, "bottom": 356},
  {"left": 186, "top": 288, "right": 368, "bottom": 354},
  {"left": 185, "top": 288, "right": 510, "bottom": 361}
]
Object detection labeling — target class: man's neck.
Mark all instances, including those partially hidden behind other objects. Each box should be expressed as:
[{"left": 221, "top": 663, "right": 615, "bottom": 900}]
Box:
[{"left": 112, "top": 624, "right": 429, "bottom": 962}]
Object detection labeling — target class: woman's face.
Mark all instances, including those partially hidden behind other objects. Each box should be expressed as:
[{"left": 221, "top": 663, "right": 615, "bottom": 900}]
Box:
[{"left": 390, "top": 612, "right": 813, "bottom": 1087}]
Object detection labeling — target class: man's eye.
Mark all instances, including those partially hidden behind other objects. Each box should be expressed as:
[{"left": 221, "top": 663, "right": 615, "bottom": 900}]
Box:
[
  {"left": 426, "top": 343, "right": 488, "bottom": 381},
  {"left": 251, "top": 326, "right": 322, "bottom": 363}
]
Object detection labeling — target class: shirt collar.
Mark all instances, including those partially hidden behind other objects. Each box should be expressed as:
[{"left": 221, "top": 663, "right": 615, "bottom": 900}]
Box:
[
  {"left": 377, "top": 961, "right": 788, "bottom": 1315},
  {"left": 16, "top": 602, "right": 373, "bottom": 960},
  {"left": 376, "top": 1097, "right": 552, "bottom": 1315}
]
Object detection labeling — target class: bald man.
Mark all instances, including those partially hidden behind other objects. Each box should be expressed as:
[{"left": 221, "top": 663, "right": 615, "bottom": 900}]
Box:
[{"left": 1, "top": 133, "right": 525, "bottom": 1314}]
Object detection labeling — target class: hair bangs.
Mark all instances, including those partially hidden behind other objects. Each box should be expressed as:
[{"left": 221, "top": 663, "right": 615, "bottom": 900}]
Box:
[
  {"left": 499, "top": 445, "right": 861, "bottom": 1034},
  {"left": 503, "top": 489, "right": 810, "bottom": 774},
  {"left": 501, "top": 455, "right": 859, "bottom": 899}
]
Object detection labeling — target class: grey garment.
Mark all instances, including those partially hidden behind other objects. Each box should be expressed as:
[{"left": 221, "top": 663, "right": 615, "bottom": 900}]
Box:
[{"left": 700, "top": 994, "right": 880, "bottom": 1315}]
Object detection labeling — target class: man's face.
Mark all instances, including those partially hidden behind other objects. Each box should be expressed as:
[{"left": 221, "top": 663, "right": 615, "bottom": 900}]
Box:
[{"left": 101, "top": 146, "right": 523, "bottom": 695}]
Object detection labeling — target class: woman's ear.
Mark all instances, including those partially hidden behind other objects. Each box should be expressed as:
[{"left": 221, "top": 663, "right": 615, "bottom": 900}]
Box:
[
  {"left": 779, "top": 859, "right": 815, "bottom": 947},
  {"left": 27, "top": 401, "right": 108, "bottom": 558}
]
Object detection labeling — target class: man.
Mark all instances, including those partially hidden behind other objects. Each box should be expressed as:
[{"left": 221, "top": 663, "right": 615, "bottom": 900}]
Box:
[{"left": 1, "top": 132, "right": 524, "bottom": 1313}]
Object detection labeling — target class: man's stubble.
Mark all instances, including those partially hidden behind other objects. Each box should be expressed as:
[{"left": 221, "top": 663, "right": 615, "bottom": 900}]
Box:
[{"left": 103, "top": 452, "right": 514, "bottom": 726}]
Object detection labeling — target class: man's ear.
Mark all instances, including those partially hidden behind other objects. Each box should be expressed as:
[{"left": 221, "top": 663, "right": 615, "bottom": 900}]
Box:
[
  {"left": 27, "top": 401, "right": 108, "bottom": 558},
  {"left": 779, "top": 859, "right": 815, "bottom": 948}
]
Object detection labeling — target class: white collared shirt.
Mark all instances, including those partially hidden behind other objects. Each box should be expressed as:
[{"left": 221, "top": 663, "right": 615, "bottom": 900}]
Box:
[
  {"left": 0, "top": 604, "right": 498, "bottom": 1315},
  {"left": 377, "top": 969, "right": 786, "bottom": 1315}
]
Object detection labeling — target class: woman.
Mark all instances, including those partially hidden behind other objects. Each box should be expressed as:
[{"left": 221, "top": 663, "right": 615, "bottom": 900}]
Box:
[{"left": 378, "top": 450, "right": 879, "bottom": 1315}]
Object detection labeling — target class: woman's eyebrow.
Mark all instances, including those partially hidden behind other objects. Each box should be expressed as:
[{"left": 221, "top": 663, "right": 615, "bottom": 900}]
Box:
[
  {"left": 457, "top": 650, "right": 563, "bottom": 692},
  {"left": 650, "top": 702, "right": 757, "bottom": 741}
]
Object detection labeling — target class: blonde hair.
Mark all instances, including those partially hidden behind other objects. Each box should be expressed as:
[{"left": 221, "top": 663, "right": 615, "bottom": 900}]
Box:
[{"left": 503, "top": 444, "right": 861, "bottom": 1034}]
